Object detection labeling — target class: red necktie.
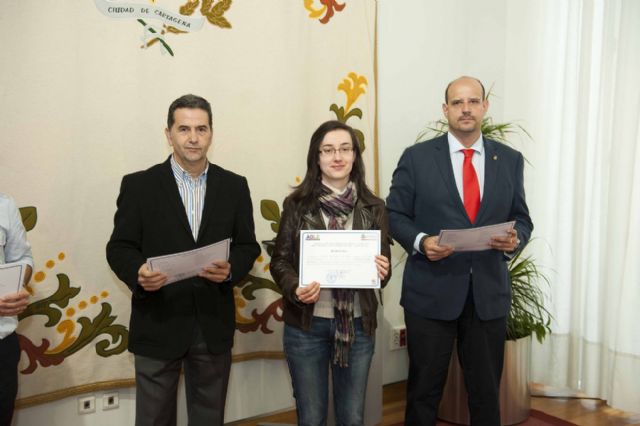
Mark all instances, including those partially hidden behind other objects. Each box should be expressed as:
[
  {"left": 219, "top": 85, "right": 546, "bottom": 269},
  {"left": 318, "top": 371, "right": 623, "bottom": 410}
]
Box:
[{"left": 462, "top": 149, "right": 480, "bottom": 223}]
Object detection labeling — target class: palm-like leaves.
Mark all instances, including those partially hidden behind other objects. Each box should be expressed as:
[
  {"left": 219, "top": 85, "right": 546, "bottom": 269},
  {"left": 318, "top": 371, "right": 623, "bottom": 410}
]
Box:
[{"left": 507, "top": 246, "right": 552, "bottom": 342}]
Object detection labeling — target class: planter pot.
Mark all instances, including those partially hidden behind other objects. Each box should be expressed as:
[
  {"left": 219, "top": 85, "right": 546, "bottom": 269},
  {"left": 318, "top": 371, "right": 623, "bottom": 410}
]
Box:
[{"left": 437, "top": 336, "right": 531, "bottom": 425}]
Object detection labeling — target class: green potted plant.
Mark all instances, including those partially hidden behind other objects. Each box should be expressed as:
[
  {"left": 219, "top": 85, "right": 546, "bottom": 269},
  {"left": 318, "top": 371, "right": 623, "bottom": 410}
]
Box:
[
  {"left": 506, "top": 245, "right": 552, "bottom": 343},
  {"left": 416, "top": 104, "right": 552, "bottom": 425}
]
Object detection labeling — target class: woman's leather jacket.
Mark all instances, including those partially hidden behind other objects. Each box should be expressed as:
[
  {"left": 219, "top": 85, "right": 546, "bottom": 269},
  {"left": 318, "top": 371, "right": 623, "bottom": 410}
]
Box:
[{"left": 270, "top": 194, "right": 392, "bottom": 336}]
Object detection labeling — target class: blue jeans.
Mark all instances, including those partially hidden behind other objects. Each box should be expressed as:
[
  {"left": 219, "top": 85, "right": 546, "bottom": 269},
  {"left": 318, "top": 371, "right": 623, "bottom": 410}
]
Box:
[{"left": 283, "top": 317, "right": 374, "bottom": 426}]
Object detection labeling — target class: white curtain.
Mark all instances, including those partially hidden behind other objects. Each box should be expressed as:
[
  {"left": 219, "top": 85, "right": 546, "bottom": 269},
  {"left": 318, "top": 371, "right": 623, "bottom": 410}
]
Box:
[{"left": 504, "top": 0, "right": 640, "bottom": 412}]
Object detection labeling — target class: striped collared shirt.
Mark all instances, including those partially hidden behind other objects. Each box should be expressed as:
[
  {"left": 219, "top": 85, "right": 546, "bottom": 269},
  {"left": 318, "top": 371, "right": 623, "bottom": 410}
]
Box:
[{"left": 170, "top": 156, "right": 208, "bottom": 240}]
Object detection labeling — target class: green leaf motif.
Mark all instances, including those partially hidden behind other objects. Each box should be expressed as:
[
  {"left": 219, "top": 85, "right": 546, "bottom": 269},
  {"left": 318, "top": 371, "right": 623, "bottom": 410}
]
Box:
[
  {"left": 260, "top": 199, "right": 280, "bottom": 222},
  {"left": 343, "top": 107, "right": 363, "bottom": 122},
  {"left": 237, "top": 273, "right": 282, "bottom": 301},
  {"left": 56, "top": 303, "right": 128, "bottom": 358},
  {"left": 19, "top": 274, "right": 80, "bottom": 326},
  {"left": 19, "top": 207, "right": 37, "bottom": 232},
  {"left": 261, "top": 199, "right": 281, "bottom": 237},
  {"left": 330, "top": 104, "right": 346, "bottom": 122},
  {"left": 137, "top": 19, "right": 175, "bottom": 57},
  {"left": 353, "top": 128, "right": 365, "bottom": 153}
]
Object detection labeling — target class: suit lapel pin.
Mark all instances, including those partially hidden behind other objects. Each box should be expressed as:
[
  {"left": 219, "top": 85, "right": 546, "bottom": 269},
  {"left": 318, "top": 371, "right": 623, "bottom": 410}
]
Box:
[{"left": 493, "top": 155, "right": 498, "bottom": 160}]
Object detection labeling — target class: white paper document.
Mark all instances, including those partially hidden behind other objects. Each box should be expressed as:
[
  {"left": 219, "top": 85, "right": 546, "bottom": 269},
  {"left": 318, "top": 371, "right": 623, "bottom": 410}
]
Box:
[
  {"left": 437, "top": 221, "right": 515, "bottom": 252},
  {"left": 299, "top": 230, "right": 381, "bottom": 289},
  {"left": 147, "top": 238, "right": 231, "bottom": 285},
  {"left": 0, "top": 262, "right": 25, "bottom": 297}
]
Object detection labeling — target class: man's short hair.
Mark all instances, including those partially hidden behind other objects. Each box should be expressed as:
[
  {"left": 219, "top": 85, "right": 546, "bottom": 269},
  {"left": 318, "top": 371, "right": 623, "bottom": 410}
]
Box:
[
  {"left": 167, "top": 94, "right": 212, "bottom": 129},
  {"left": 444, "top": 77, "right": 486, "bottom": 103}
]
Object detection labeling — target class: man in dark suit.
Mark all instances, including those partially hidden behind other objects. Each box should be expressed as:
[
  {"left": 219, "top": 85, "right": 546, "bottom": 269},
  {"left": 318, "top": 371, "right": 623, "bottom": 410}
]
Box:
[
  {"left": 386, "top": 76, "right": 533, "bottom": 425},
  {"left": 106, "top": 94, "right": 260, "bottom": 426}
]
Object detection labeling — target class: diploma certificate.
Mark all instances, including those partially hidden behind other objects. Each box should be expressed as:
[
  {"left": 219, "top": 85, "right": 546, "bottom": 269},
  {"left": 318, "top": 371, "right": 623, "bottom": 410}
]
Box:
[
  {"left": 299, "top": 230, "right": 380, "bottom": 289},
  {"left": 437, "top": 221, "right": 515, "bottom": 252},
  {"left": 147, "top": 238, "right": 230, "bottom": 285}
]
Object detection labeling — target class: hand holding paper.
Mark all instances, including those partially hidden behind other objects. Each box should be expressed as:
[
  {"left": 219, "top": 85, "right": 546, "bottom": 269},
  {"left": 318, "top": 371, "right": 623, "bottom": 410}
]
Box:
[
  {"left": 437, "top": 221, "right": 516, "bottom": 252},
  {"left": 147, "top": 238, "right": 231, "bottom": 286},
  {"left": 138, "top": 263, "right": 167, "bottom": 292},
  {"left": 374, "top": 255, "right": 390, "bottom": 280},
  {"left": 295, "top": 281, "right": 321, "bottom": 304},
  {"left": 199, "top": 260, "right": 231, "bottom": 283},
  {"left": 490, "top": 228, "right": 519, "bottom": 252},
  {"left": 423, "top": 236, "right": 455, "bottom": 261},
  {"left": 0, "top": 289, "right": 29, "bottom": 317}
]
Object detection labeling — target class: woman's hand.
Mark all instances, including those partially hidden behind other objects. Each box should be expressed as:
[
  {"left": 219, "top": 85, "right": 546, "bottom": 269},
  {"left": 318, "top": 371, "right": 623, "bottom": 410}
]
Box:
[
  {"left": 295, "top": 281, "right": 321, "bottom": 304},
  {"left": 375, "top": 255, "right": 390, "bottom": 280}
]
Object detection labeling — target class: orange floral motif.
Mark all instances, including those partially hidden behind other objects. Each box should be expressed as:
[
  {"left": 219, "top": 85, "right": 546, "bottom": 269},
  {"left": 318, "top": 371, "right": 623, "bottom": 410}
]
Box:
[
  {"left": 304, "top": 0, "right": 346, "bottom": 24},
  {"left": 233, "top": 287, "right": 253, "bottom": 325},
  {"left": 338, "top": 73, "right": 368, "bottom": 114},
  {"left": 48, "top": 320, "right": 76, "bottom": 353},
  {"left": 330, "top": 72, "right": 368, "bottom": 152}
]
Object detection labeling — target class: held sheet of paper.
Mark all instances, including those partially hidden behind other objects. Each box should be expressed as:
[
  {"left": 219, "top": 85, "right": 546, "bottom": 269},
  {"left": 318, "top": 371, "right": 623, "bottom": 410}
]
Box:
[
  {"left": 0, "top": 262, "right": 25, "bottom": 297},
  {"left": 147, "top": 238, "right": 230, "bottom": 285},
  {"left": 299, "top": 230, "right": 380, "bottom": 289},
  {"left": 437, "top": 221, "right": 515, "bottom": 252}
]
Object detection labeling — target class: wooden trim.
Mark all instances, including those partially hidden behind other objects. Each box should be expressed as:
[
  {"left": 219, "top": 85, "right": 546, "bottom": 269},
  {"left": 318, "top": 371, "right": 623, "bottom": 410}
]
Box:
[
  {"left": 232, "top": 351, "right": 285, "bottom": 362},
  {"left": 373, "top": 0, "right": 380, "bottom": 196}
]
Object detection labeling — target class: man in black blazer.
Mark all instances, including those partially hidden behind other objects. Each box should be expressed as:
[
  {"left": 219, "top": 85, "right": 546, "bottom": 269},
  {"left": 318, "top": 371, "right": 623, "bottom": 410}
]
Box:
[
  {"left": 386, "top": 77, "right": 533, "bottom": 425},
  {"left": 106, "top": 94, "right": 260, "bottom": 426}
]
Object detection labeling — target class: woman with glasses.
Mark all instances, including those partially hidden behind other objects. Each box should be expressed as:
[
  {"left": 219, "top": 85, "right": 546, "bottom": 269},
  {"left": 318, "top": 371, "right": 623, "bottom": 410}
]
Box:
[{"left": 270, "top": 120, "right": 391, "bottom": 426}]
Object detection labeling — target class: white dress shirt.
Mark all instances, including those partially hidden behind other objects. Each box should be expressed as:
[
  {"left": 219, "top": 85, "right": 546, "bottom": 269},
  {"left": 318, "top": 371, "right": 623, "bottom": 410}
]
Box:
[
  {"left": 0, "top": 193, "right": 34, "bottom": 339},
  {"left": 413, "top": 132, "right": 486, "bottom": 253}
]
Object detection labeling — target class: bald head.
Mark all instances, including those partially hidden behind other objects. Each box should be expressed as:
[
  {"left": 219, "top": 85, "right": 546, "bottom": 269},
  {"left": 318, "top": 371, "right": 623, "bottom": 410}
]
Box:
[{"left": 445, "top": 76, "right": 485, "bottom": 103}]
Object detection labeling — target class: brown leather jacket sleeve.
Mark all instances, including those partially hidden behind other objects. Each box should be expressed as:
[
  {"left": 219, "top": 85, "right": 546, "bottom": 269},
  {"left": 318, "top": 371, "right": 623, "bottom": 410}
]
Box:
[{"left": 270, "top": 197, "right": 303, "bottom": 305}]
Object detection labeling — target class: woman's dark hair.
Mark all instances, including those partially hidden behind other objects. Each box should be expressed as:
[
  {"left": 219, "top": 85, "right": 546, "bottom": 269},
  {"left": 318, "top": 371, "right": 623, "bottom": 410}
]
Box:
[{"left": 288, "top": 120, "right": 376, "bottom": 211}]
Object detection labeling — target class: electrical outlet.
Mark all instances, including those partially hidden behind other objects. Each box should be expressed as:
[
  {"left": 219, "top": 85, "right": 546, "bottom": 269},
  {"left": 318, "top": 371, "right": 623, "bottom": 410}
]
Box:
[
  {"left": 78, "top": 396, "right": 96, "bottom": 414},
  {"left": 103, "top": 392, "right": 119, "bottom": 410},
  {"left": 390, "top": 325, "right": 407, "bottom": 350}
]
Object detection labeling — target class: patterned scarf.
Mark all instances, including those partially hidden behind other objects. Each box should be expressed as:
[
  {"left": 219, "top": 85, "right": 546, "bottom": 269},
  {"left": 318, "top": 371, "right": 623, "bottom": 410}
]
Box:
[{"left": 319, "top": 181, "right": 357, "bottom": 367}]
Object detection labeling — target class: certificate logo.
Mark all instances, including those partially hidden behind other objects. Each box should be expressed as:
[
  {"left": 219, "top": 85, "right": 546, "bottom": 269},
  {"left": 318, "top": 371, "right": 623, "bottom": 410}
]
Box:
[
  {"left": 360, "top": 233, "right": 377, "bottom": 241},
  {"left": 305, "top": 234, "right": 320, "bottom": 241}
]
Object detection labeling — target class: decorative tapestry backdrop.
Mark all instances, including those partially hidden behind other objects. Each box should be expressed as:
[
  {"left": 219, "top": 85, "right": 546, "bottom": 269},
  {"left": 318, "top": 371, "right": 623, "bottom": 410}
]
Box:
[{"left": 0, "top": 0, "right": 376, "bottom": 406}]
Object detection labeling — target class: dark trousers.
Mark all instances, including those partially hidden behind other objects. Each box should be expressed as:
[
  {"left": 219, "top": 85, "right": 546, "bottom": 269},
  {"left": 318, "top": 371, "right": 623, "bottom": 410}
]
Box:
[
  {"left": 134, "top": 325, "right": 232, "bottom": 426},
  {"left": 404, "top": 289, "right": 506, "bottom": 426},
  {"left": 0, "top": 332, "right": 20, "bottom": 426}
]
